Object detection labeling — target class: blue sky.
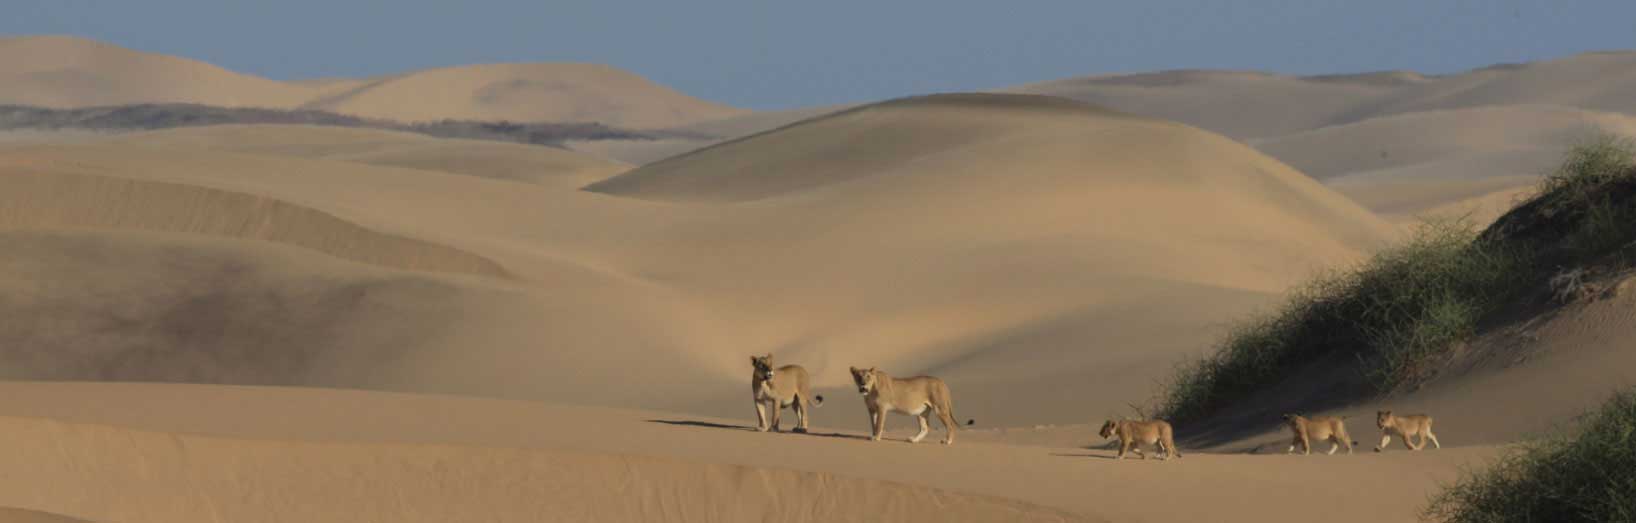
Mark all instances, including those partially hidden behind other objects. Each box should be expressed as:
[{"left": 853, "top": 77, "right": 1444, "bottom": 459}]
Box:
[{"left": 8, "top": 0, "right": 1636, "bottom": 110}]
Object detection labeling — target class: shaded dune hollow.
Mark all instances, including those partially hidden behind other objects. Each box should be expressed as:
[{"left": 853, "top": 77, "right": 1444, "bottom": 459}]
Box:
[{"left": 0, "top": 171, "right": 508, "bottom": 278}]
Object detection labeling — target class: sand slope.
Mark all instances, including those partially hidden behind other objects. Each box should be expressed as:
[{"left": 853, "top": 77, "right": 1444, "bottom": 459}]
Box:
[
  {"left": 0, "top": 94, "right": 1394, "bottom": 429},
  {"left": 1254, "top": 105, "right": 1636, "bottom": 222},
  {"left": 998, "top": 53, "right": 1636, "bottom": 222},
  {"left": 1007, "top": 51, "right": 1636, "bottom": 141},
  {"left": 105, "top": 124, "right": 628, "bottom": 188},
  {"left": 0, "top": 36, "right": 740, "bottom": 128},
  {"left": 0, "top": 508, "right": 90, "bottom": 523}
]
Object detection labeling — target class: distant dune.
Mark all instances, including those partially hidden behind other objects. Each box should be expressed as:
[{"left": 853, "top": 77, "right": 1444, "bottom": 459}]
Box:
[
  {"left": 0, "top": 36, "right": 741, "bottom": 128},
  {"left": 0, "top": 35, "right": 313, "bottom": 109},
  {"left": 1006, "top": 51, "right": 1636, "bottom": 141},
  {"left": 298, "top": 62, "right": 744, "bottom": 128},
  {"left": 0, "top": 161, "right": 507, "bottom": 277}
]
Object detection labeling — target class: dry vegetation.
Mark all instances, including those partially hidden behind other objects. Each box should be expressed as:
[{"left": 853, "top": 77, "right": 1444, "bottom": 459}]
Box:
[
  {"left": 0, "top": 103, "right": 680, "bottom": 147},
  {"left": 1160, "top": 135, "right": 1636, "bottom": 423}
]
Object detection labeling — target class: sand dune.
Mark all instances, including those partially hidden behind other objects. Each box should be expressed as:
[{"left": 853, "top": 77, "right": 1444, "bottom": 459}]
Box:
[
  {"left": 298, "top": 62, "right": 744, "bottom": 128},
  {"left": 0, "top": 36, "right": 741, "bottom": 128},
  {"left": 0, "top": 168, "right": 507, "bottom": 277},
  {"left": 106, "top": 124, "right": 628, "bottom": 188},
  {"left": 1252, "top": 105, "right": 1636, "bottom": 220},
  {"left": 1006, "top": 51, "right": 1636, "bottom": 141},
  {"left": 0, "top": 35, "right": 312, "bottom": 109},
  {"left": 583, "top": 94, "right": 1395, "bottom": 424},
  {"left": 1250, "top": 105, "right": 1636, "bottom": 182},
  {"left": 0, "top": 94, "right": 1394, "bottom": 429}
]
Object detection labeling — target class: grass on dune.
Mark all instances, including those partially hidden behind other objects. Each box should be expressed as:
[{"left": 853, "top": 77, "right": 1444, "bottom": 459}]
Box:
[{"left": 1158, "top": 134, "right": 1636, "bottom": 424}]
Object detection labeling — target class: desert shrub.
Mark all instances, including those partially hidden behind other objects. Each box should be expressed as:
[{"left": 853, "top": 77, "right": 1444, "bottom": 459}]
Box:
[
  {"left": 1159, "top": 135, "right": 1636, "bottom": 423},
  {"left": 1425, "top": 388, "right": 1636, "bottom": 523}
]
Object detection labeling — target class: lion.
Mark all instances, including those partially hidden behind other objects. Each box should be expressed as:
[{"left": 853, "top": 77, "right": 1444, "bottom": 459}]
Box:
[
  {"left": 849, "top": 366, "right": 973, "bottom": 444},
  {"left": 750, "top": 354, "right": 823, "bottom": 433},
  {"left": 1283, "top": 414, "right": 1357, "bottom": 455},
  {"left": 1099, "top": 419, "right": 1181, "bottom": 460},
  {"left": 1374, "top": 410, "right": 1440, "bottom": 452}
]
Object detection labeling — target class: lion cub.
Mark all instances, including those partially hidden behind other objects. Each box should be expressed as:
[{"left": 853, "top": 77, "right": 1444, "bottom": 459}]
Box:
[
  {"left": 1375, "top": 410, "right": 1440, "bottom": 452},
  {"left": 750, "top": 354, "right": 823, "bottom": 433},
  {"left": 1283, "top": 414, "right": 1357, "bottom": 455},
  {"left": 849, "top": 366, "right": 973, "bottom": 444},
  {"left": 1099, "top": 419, "right": 1181, "bottom": 460}
]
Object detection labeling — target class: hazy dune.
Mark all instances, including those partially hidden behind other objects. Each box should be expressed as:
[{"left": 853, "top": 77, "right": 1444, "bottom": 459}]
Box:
[
  {"left": 0, "top": 35, "right": 312, "bottom": 109},
  {"left": 0, "top": 36, "right": 741, "bottom": 128},
  {"left": 1005, "top": 51, "right": 1636, "bottom": 141},
  {"left": 1251, "top": 105, "right": 1636, "bottom": 219},
  {"left": 297, "top": 62, "right": 745, "bottom": 128},
  {"left": 1251, "top": 105, "right": 1636, "bottom": 181},
  {"left": 107, "top": 124, "right": 628, "bottom": 188}
]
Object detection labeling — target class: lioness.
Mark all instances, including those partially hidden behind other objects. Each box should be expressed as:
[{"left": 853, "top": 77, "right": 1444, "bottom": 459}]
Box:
[
  {"left": 1283, "top": 414, "right": 1357, "bottom": 455},
  {"left": 1375, "top": 410, "right": 1440, "bottom": 452},
  {"left": 750, "top": 354, "right": 823, "bottom": 433},
  {"left": 849, "top": 366, "right": 973, "bottom": 444},
  {"left": 1099, "top": 419, "right": 1181, "bottom": 460}
]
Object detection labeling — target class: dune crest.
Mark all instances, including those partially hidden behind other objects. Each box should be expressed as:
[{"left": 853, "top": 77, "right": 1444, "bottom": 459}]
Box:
[{"left": 0, "top": 36, "right": 741, "bottom": 128}]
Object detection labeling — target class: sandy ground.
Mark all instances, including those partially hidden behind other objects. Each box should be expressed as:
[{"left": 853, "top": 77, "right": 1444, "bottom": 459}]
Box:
[{"left": 0, "top": 381, "right": 1507, "bottom": 523}]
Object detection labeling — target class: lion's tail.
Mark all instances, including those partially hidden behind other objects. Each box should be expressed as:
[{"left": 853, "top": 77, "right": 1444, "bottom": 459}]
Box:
[{"left": 809, "top": 394, "right": 824, "bottom": 408}]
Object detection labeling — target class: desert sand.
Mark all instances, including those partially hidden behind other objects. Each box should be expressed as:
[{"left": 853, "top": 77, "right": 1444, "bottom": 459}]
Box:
[
  {"left": 3, "top": 38, "right": 1635, "bottom": 522},
  {"left": 0, "top": 36, "right": 741, "bottom": 128}
]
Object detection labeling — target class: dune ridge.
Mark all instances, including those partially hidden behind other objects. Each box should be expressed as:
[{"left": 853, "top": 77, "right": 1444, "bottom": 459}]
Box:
[
  {"left": 0, "top": 36, "right": 741, "bottom": 128},
  {"left": 0, "top": 170, "right": 508, "bottom": 278}
]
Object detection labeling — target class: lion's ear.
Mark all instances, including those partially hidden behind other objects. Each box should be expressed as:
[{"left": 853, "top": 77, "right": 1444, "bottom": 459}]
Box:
[
  {"left": 765, "top": 352, "right": 773, "bottom": 359},
  {"left": 869, "top": 367, "right": 877, "bottom": 372}
]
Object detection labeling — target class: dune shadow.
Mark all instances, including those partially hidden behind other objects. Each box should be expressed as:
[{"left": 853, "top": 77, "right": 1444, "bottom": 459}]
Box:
[
  {"left": 1050, "top": 452, "right": 1117, "bottom": 460},
  {"left": 646, "top": 419, "right": 756, "bottom": 431},
  {"left": 644, "top": 419, "right": 869, "bottom": 441}
]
